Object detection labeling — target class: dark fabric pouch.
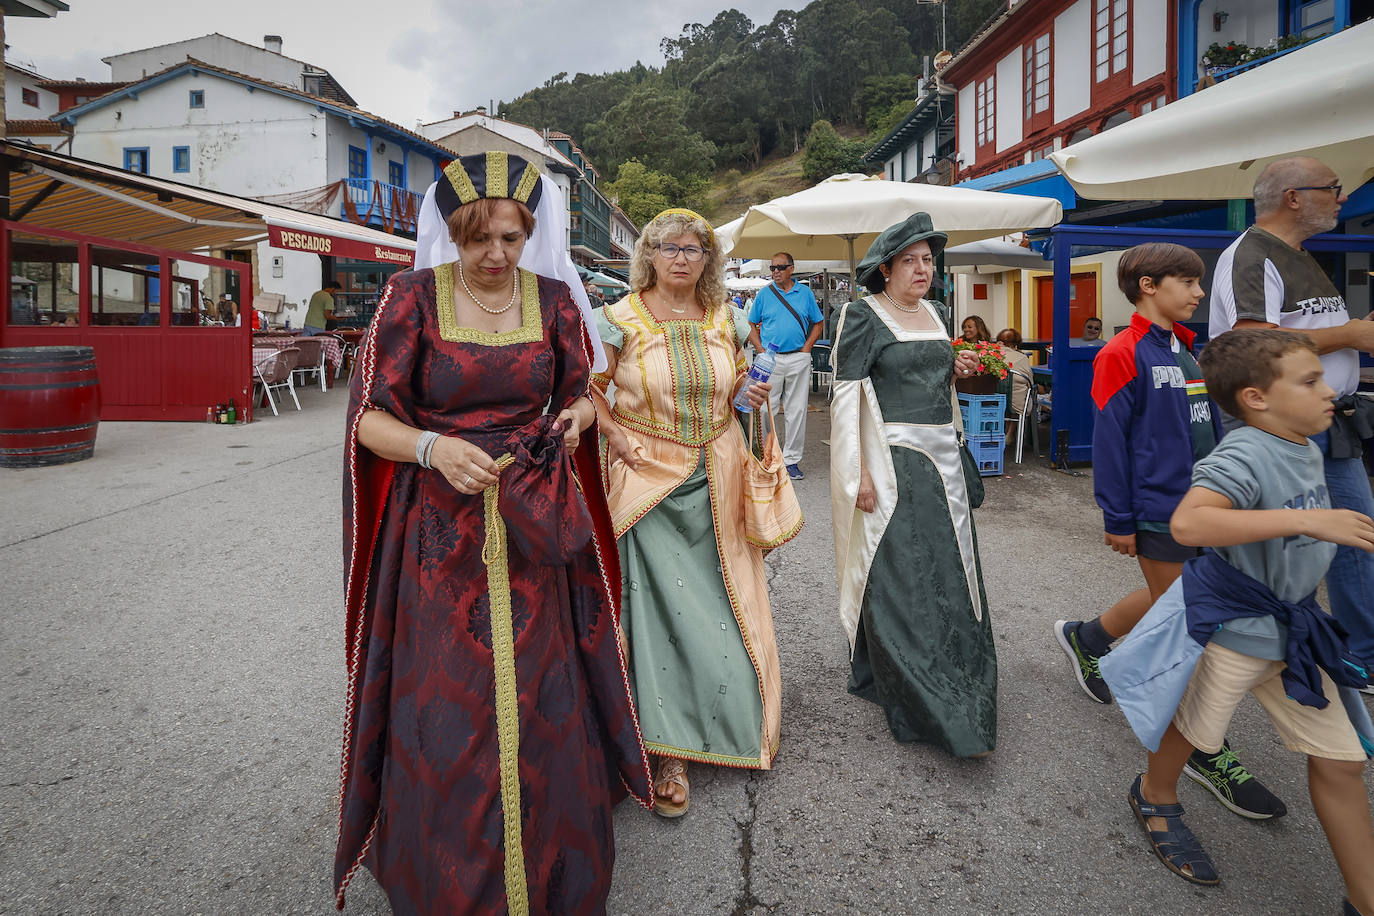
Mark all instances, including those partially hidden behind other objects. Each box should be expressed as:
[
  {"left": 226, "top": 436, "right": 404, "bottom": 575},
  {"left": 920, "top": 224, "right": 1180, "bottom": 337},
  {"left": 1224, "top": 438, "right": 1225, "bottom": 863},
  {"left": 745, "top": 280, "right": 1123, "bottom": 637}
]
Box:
[{"left": 498, "top": 414, "right": 593, "bottom": 565}]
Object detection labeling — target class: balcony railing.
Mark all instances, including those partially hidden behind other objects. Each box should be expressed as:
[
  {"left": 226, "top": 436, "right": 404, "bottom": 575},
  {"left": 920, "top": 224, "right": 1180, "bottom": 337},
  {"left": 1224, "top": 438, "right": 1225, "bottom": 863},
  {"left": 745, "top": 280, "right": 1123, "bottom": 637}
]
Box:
[
  {"left": 1203, "top": 33, "right": 1326, "bottom": 84},
  {"left": 341, "top": 178, "right": 422, "bottom": 234}
]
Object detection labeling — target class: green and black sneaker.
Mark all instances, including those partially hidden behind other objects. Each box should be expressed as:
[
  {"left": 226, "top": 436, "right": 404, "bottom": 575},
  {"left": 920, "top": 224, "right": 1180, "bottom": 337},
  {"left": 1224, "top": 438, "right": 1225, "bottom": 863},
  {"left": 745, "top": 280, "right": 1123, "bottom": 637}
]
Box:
[
  {"left": 1184, "top": 741, "right": 1287, "bottom": 819},
  {"left": 1053, "top": 619, "right": 1112, "bottom": 704}
]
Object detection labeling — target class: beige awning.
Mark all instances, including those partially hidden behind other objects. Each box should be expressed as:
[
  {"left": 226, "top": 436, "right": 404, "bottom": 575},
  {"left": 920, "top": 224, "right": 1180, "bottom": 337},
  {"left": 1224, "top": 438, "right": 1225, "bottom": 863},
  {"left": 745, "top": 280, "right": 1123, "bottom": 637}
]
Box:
[
  {"left": 1049, "top": 21, "right": 1374, "bottom": 200},
  {"left": 3, "top": 142, "right": 415, "bottom": 262}
]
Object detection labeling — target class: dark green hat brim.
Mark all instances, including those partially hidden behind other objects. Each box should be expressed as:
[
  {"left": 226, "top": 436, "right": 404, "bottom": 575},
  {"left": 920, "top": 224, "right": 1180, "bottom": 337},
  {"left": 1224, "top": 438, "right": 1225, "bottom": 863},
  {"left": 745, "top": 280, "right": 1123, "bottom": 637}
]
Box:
[{"left": 856, "top": 212, "right": 948, "bottom": 292}]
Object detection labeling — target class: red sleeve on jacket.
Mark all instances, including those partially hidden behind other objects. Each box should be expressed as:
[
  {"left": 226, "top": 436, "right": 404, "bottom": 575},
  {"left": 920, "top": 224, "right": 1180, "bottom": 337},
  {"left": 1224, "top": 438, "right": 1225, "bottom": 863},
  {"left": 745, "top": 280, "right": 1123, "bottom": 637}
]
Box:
[{"left": 1091, "top": 334, "right": 1140, "bottom": 410}]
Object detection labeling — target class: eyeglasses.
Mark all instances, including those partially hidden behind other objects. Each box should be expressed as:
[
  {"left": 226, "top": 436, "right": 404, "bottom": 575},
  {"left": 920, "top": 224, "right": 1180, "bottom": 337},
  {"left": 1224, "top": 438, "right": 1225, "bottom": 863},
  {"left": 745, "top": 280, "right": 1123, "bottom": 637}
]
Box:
[
  {"left": 656, "top": 243, "right": 705, "bottom": 261},
  {"left": 1289, "top": 184, "right": 1342, "bottom": 197},
  {"left": 769, "top": 263, "right": 794, "bottom": 272}
]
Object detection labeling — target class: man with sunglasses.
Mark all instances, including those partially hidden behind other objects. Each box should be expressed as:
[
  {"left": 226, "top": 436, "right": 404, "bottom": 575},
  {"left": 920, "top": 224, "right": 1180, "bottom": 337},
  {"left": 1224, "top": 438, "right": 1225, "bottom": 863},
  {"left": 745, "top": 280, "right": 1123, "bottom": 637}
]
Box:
[
  {"left": 748, "top": 252, "right": 824, "bottom": 480},
  {"left": 1210, "top": 156, "right": 1374, "bottom": 695}
]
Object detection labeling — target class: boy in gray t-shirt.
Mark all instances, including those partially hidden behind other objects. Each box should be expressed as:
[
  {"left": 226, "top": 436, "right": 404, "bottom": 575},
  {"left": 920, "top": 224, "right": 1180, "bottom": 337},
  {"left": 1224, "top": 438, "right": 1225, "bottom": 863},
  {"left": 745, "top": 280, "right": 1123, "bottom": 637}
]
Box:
[{"left": 1109, "top": 330, "right": 1374, "bottom": 914}]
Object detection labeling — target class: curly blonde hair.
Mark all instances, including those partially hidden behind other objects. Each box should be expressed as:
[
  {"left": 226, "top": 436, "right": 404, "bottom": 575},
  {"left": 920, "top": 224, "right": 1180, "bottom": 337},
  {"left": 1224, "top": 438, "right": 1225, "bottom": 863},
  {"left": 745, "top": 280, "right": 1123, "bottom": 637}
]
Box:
[{"left": 629, "top": 211, "right": 727, "bottom": 312}]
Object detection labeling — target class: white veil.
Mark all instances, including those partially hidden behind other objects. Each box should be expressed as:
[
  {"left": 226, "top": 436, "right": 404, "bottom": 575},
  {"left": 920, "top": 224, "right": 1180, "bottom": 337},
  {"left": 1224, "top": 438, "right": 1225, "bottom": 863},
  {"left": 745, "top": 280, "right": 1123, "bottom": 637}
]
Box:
[{"left": 414, "top": 174, "right": 607, "bottom": 372}]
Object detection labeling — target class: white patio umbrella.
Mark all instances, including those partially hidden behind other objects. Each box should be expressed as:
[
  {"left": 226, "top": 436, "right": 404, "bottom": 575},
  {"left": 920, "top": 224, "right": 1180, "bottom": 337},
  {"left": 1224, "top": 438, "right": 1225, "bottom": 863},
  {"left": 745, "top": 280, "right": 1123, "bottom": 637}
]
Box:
[
  {"left": 715, "top": 174, "right": 1063, "bottom": 291},
  {"left": 944, "top": 237, "right": 1049, "bottom": 271},
  {"left": 1049, "top": 20, "right": 1374, "bottom": 200},
  {"left": 725, "top": 276, "right": 770, "bottom": 291}
]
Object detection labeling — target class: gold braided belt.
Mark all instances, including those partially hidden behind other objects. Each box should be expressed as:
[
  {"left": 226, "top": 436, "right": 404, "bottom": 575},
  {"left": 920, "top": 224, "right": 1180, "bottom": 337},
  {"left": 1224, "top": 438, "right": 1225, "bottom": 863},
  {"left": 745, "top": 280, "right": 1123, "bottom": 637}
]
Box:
[
  {"left": 476, "top": 413, "right": 595, "bottom": 916},
  {"left": 480, "top": 451, "right": 529, "bottom": 916}
]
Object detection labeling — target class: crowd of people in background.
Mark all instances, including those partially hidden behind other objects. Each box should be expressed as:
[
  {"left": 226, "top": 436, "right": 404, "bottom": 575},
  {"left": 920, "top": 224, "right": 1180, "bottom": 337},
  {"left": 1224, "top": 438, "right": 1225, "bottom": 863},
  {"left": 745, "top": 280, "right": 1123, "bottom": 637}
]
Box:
[{"left": 336, "top": 151, "right": 1373, "bottom": 916}]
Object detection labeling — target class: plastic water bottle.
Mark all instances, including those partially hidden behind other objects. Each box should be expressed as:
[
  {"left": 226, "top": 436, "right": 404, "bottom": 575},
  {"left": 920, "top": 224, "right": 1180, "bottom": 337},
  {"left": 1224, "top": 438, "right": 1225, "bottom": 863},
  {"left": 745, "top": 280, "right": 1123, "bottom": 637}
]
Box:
[{"left": 734, "top": 343, "right": 780, "bottom": 413}]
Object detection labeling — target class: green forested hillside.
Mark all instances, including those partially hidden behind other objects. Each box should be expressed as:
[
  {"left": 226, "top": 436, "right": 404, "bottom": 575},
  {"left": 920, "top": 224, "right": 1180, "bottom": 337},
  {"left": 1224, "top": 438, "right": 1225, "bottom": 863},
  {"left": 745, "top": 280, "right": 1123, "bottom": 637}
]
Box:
[{"left": 498, "top": 0, "right": 1002, "bottom": 221}]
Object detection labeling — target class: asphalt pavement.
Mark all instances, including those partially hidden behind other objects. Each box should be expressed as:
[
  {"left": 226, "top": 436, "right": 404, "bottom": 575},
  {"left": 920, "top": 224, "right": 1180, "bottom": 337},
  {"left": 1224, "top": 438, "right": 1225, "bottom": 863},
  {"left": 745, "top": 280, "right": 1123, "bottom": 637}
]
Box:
[{"left": 2, "top": 384, "right": 1370, "bottom": 915}]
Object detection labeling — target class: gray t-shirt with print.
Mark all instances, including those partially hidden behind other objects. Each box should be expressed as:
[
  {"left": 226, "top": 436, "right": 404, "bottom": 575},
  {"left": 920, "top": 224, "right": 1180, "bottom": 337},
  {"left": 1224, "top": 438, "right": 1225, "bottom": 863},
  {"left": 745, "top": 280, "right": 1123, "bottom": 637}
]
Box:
[{"left": 1190, "top": 425, "right": 1335, "bottom": 660}]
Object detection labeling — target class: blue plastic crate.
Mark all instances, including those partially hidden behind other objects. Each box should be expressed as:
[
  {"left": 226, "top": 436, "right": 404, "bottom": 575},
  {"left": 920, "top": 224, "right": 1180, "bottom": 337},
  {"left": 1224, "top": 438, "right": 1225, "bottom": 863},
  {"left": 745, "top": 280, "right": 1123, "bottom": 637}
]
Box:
[
  {"left": 968, "top": 434, "right": 1005, "bottom": 477},
  {"left": 958, "top": 393, "right": 1006, "bottom": 437}
]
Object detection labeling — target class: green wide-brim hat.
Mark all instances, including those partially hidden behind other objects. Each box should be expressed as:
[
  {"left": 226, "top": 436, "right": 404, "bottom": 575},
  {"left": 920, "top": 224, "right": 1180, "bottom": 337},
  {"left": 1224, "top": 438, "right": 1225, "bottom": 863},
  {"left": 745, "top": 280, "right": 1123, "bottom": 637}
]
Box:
[{"left": 856, "top": 212, "right": 948, "bottom": 293}]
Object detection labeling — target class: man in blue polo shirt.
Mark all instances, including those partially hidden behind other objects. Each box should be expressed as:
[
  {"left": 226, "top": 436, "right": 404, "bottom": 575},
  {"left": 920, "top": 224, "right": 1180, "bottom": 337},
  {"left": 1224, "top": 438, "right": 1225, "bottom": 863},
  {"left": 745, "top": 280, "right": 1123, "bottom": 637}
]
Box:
[{"left": 748, "top": 251, "right": 824, "bottom": 480}]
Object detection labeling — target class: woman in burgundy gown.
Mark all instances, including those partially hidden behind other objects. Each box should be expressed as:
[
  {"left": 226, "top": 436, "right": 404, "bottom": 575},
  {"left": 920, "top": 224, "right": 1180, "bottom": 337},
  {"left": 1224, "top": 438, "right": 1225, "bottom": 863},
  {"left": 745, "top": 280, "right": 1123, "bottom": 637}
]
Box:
[{"left": 334, "top": 152, "right": 652, "bottom": 915}]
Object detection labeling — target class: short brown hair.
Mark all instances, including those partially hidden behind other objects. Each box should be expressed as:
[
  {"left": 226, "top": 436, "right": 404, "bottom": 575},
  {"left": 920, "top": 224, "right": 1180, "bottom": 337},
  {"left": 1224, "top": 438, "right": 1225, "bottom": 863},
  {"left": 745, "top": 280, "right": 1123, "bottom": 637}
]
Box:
[
  {"left": 1117, "top": 243, "right": 1205, "bottom": 304},
  {"left": 1198, "top": 329, "right": 1318, "bottom": 418},
  {"left": 446, "top": 197, "right": 535, "bottom": 247}
]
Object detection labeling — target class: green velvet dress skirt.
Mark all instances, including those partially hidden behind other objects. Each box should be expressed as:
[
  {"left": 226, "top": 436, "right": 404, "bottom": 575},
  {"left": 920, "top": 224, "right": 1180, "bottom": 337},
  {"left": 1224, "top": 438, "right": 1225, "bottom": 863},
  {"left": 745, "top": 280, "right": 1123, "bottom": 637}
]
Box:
[{"left": 618, "top": 456, "right": 766, "bottom": 767}]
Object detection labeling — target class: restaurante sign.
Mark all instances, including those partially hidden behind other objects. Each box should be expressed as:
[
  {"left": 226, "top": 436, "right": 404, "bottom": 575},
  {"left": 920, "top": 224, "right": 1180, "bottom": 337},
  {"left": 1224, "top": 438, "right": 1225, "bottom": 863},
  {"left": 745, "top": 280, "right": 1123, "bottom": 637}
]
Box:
[{"left": 268, "top": 225, "right": 414, "bottom": 266}]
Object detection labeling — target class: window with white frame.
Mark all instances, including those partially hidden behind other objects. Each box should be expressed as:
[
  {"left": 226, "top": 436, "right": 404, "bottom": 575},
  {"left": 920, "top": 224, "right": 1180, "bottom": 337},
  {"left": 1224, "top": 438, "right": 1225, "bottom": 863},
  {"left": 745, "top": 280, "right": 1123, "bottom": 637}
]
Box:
[
  {"left": 1095, "top": 0, "right": 1129, "bottom": 83},
  {"left": 1024, "top": 33, "right": 1051, "bottom": 121},
  {"left": 975, "top": 74, "right": 996, "bottom": 148},
  {"left": 1140, "top": 93, "right": 1167, "bottom": 115}
]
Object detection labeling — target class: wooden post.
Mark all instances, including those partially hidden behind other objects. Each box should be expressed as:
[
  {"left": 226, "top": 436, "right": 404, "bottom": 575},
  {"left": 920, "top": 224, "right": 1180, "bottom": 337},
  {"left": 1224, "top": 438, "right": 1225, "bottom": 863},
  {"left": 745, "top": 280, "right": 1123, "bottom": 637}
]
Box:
[
  {"left": 0, "top": 14, "right": 7, "bottom": 139},
  {"left": 1, "top": 14, "right": 10, "bottom": 221},
  {"left": 1226, "top": 199, "right": 1247, "bottom": 232}
]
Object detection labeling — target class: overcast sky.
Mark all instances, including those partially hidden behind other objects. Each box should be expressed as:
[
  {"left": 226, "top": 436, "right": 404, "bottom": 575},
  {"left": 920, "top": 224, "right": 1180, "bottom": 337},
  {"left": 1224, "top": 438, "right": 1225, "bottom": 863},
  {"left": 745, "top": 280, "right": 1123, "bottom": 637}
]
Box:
[{"left": 6, "top": 0, "right": 790, "bottom": 128}]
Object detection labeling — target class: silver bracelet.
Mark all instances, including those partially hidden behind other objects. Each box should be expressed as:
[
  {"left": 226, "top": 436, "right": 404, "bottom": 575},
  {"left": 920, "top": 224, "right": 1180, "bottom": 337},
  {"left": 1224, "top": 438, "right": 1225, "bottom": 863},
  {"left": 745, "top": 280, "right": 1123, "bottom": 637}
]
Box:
[{"left": 415, "top": 430, "right": 440, "bottom": 468}]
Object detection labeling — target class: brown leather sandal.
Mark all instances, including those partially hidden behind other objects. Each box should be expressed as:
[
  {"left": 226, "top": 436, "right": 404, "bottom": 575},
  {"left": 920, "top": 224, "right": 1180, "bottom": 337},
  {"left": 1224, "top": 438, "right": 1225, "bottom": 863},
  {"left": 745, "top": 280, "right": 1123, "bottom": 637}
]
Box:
[{"left": 653, "top": 757, "right": 689, "bottom": 818}]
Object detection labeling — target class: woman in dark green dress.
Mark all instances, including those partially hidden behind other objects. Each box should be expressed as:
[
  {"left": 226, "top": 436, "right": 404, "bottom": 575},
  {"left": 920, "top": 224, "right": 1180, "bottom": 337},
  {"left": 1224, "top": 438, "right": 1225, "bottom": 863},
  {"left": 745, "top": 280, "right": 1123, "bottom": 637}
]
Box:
[{"left": 828, "top": 212, "right": 998, "bottom": 758}]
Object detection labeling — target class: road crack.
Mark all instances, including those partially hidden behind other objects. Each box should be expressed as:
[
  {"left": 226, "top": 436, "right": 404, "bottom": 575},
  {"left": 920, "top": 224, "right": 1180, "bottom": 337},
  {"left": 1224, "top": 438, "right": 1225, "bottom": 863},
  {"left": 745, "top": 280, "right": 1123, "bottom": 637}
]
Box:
[
  {"left": 5, "top": 774, "right": 77, "bottom": 788},
  {"left": 729, "top": 774, "right": 773, "bottom": 916}
]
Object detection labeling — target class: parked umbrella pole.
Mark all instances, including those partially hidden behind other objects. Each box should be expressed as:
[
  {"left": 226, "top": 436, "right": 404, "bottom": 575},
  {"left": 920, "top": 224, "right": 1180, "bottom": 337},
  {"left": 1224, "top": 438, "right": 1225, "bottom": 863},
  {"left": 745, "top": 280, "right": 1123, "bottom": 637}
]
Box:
[{"left": 842, "top": 233, "right": 858, "bottom": 303}]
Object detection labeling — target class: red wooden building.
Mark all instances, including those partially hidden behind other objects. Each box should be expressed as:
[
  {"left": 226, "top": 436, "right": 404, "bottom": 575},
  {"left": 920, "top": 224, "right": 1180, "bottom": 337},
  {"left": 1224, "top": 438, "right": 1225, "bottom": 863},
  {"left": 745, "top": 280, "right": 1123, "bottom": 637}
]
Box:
[
  {"left": 943, "top": 0, "right": 1176, "bottom": 182},
  {"left": 0, "top": 143, "right": 413, "bottom": 421}
]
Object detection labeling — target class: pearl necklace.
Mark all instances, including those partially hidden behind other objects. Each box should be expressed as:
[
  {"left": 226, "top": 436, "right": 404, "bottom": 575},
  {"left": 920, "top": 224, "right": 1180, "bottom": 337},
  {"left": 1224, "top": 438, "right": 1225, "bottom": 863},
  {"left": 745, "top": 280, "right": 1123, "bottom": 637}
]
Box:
[
  {"left": 457, "top": 262, "right": 519, "bottom": 315},
  {"left": 881, "top": 292, "right": 922, "bottom": 313}
]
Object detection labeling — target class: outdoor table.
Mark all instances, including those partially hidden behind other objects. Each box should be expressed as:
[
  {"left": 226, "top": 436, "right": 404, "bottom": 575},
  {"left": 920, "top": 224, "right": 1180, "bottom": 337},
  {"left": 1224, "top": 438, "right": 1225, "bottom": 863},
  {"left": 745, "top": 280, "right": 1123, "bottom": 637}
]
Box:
[
  {"left": 1031, "top": 366, "right": 1052, "bottom": 390},
  {"left": 254, "top": 334, "right": 342, "bottom": 373}
]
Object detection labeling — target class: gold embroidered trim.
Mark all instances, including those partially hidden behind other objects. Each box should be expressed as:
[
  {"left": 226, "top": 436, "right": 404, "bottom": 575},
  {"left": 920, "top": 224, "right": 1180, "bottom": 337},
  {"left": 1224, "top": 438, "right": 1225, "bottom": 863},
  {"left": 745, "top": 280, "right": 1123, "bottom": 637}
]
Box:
[
  {"left": 435, "top": 265, "right": 542, "bottom": 345},
  {"left": 609, "top": 297, "right": 659, "bottom": 424},
  {"left": 444, "top": 160, "right": 481, "bottom": 205},
  {"left": 643, "top": 741, "right": 765, "bottom": 769},
  {"left": 610, "top": 406, "right": 732, "bottom": 448},
  {"left": 486, "top": 151, "right": 509, "bottom": 198},
  {"left": 512, "top": 163, "right": 540, "bottom": 204},
  {"left": 702, "top": 445, "right": 772, "bottom": 767},
  {"left": 481, "top": 453, "right": 528, "bottom": 916}
]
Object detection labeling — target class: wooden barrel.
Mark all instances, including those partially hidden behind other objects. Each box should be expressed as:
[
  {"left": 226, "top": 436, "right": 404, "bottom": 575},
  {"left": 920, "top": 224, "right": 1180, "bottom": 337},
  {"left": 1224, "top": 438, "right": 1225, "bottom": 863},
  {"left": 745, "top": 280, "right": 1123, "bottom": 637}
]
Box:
[{"left": 0, "top": 346, "right": 101, "bottom": 468}]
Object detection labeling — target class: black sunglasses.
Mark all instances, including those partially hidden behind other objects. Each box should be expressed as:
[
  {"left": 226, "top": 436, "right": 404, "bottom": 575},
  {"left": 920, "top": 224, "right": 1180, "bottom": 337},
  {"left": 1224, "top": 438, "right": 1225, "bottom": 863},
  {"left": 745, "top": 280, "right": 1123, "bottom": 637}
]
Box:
[
  {"left": 1289, "top": 184, "right": 1342, "bottom": 196},
  {"left": 769, "top": 263, "right": 794, "bottom": 271}
]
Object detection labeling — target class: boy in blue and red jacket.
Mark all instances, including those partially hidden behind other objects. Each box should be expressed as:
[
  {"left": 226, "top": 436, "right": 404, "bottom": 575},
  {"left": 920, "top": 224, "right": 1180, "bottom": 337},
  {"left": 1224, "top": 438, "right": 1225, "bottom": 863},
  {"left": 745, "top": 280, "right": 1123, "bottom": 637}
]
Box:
[{"left": 1054, "top": 243, "right": 1285, "bottom": 820}]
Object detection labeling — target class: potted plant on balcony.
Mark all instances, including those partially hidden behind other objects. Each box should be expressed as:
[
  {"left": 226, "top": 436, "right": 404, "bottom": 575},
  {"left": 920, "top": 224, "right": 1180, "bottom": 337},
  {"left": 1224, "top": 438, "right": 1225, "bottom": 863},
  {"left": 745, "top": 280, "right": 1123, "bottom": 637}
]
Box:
[
  {"left": 952, "top": 338, "right": 1010, "bottom": 394},
  {"left": 1203, "top": 41, "right": 1250, "bottom": 72}
]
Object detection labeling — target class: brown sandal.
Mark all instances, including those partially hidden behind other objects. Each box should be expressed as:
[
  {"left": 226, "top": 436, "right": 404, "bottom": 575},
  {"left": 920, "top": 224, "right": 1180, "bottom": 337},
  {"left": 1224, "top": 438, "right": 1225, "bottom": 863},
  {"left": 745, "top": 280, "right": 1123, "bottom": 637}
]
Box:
[{"left": 653, "top": 757, "right": 689, "bottom": 818}]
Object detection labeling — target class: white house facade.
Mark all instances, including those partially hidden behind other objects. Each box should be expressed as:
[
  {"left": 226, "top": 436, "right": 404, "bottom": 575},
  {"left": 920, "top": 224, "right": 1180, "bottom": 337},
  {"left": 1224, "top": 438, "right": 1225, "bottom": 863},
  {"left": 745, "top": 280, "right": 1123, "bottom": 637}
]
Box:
[{"left": 56, "top": 59, "right": 449, "bottom": 326}]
